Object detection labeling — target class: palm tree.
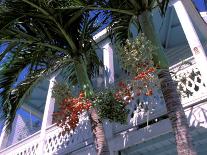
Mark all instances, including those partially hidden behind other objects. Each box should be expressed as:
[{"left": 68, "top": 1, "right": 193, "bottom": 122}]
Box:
[
  {"left": 108, "top": 0, "right": 196, "bottom": 155},
  {"left": 0, "top": 0, "right": 109, "bottom": 154},
  {"left": 61, "top": 0, "right": 197, "bottom": 154}
]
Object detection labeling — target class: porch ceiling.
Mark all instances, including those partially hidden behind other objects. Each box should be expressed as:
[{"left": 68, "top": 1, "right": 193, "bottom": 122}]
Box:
[
  {"left": 21, "top": 79, "right": 49, "bottom": 117},
  {"left": 154, "top": 6, "right": 206, "bottom": 50}
]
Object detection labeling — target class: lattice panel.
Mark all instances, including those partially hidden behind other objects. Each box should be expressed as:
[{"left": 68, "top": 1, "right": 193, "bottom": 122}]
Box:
[
  {"left": 173, "top": 66, "right": 205, "bottom": 97},
  {"left": 171, "top": 62, "right": 207, "bottom": 107},
  {"left": 16, "top": 143, "right": 39, "bottom": 155},
  {"left": 5, "top": 140, "right": 39, "bottom": 155},
  {"left": 44, "top": 112, "right": 93, "bottom": 154}
]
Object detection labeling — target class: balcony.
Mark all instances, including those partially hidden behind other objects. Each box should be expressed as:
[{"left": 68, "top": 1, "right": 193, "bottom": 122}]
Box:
[
  {"left": 0, "top": 57, "right": 207, "bottom": 155},
  {"left": 0, "top": 112, "right": 94, "bottom": 155}
]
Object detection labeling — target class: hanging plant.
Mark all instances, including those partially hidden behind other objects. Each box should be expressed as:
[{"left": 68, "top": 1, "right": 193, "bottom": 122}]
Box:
[
  {"left": 52, "top": 35, "right": 161, "bottom": 131},
  {"left": 53, "top": 91, "right": 92, "bottom": 131},
  {"left": 114, "top": 34, "right": 162, "bottom": 121},
  {"left": 52, "top": 82, "right": 71, "bottom": 105},
  {"left": 52, "top": 82, "right": 131, "bottom": 129},
  {"left": 119, "top": 34, "right": 160, "bottom": 97},
  {"left": 92, "top": 89, "right": 129, "bottom": 124},
  {"left": 52, "top": 83, "right": 92, "bottom": 132}
]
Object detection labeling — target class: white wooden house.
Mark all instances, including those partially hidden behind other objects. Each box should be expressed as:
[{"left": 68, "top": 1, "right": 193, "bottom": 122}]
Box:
[{"left": 0, "top": 1, "right": 207, "bottom": 154}]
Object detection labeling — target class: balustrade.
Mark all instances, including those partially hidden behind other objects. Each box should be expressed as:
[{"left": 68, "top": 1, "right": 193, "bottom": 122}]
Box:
[
  {"left": 112, "top": 57, "right": 207, "bottom": 134},
  {"left": 1, "top": 57, "right": 207, "bottom": 155},
  {"left": 0, "top": 113, "right": 93, "bottom": 155},
  {"left": 171, "top": 57, "right": 207, "bottom": 107}
]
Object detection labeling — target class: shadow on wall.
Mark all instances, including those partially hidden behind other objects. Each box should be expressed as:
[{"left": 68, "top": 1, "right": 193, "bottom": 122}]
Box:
[{"left": 116, "top": 101, "right": 207, "bottom": 155}]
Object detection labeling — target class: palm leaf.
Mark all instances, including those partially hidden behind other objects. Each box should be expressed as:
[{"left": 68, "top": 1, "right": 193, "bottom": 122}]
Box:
[{"left": 0, "top": 0, "right": 107, "bottom": 130}]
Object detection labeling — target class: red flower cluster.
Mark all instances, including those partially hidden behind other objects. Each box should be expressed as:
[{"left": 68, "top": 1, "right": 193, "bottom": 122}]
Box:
[
  {"left": 114, "top": 81, "right": 133, "bottom": 104},
  {"left": 132, "top": 67, "right": 156, "bottom": 97},
  {"left": 134, "top": 67, "right": 156, "bottom": 80},
  {"left": 145, "top": 89, "right": 153, "bottom": 96},
  {"left": 53, "top": 92, "right": 92, "bottom": 131}
]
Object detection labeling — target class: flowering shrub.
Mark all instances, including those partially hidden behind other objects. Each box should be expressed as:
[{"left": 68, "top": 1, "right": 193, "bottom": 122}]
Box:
[
  {"left": 53, "top": 90, "right": 92, "bottom": 132},
  {"left": 120, "top": 34, "right": 160, "bottom": 98},
  {"left": 53, "top": 86, "right": 129, "bottom": 130},
  {"left": 114, "top": 81, "right": 134, "bottom": 103}
]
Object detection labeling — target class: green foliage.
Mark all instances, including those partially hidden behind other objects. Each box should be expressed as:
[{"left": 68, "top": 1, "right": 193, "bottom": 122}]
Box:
[
  {"left": 52, "top": 82, "right": 71, "bottom": 105},
  {"left": 0, "top": 0, "right": 106, "bottom": 130},
  {"left": 93, "top": 89, "right": 129, "bottom": 124},
  {"left": 52, "top": 83, "right": 129, "bottom": 124}
]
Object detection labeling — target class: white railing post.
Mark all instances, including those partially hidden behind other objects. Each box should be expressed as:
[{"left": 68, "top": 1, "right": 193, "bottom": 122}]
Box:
[
  {"left": 173, "top": 0, "right": 207, "bottom": 86},
  {"left": 0, "top": 122, "right": 8, "bottom": 150},
  {"left": 38, "top": 76, "right": 56, "bottom": 154},
  {"left": 103, "top": 42, "right": 114, "bottom": 155},
  {"left": 103, "top": 42, "right": 114, "bottom": 86}
]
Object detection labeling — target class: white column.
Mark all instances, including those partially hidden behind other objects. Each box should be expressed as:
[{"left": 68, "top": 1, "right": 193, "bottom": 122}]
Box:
[
  {"left": 103, "top": 42, "right": 114, "bottom": 86},
  {"left": 0, "top": 123, "right": 8, "bottom": 149},
  {"left": 38, "top": 77, "right": 56, "bottom": 154},
  {"left": 103, "top": 42, "right": 115, "bottom": 155},
  {"left": 181, "top": 0, "right": 207, "bottom": 41},
  {"left": 173, "top": 0, "right": 207, "bottom": 86}
]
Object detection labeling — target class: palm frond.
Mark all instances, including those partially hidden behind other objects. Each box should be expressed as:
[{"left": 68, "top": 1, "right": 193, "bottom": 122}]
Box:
[
  {"left": 156, "top": 0, "right": 169, "bottom": 15},
  {"left": 0, "top": 45, "right": 69, "bottom": 130},
  {"left": 0, "top": 0, "right": 107, "bottom": 131}
]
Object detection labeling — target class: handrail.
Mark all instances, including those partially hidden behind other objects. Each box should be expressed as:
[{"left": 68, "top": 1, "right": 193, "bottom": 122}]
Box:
[
  {"left": 0, "top": 130, "right": 40, "bottom": 153},
  {"left": 0, "top": 123, "right": 58, "bottom": 153}
]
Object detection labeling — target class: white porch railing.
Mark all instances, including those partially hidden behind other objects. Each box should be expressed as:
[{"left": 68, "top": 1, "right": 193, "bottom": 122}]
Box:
[
  {"left": 0, "top": 57, "right": 207, "bottom": 155},
  {"left": 0, "top": 131, "right": 40, "bottom": 155},
  {"left": 112, "top": 57, "right": 207, "bottom": 134},
  {"left": 43, "top": 112, "right": 93, "bottom": 154},
  {"left": 0, "top": 113, "right": 93, "bottom": 155},
  {"left": 170, "top": 56, "right": 207, "bottom": 107}
]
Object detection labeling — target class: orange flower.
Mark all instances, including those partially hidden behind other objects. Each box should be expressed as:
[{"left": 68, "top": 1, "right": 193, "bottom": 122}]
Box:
[{"left": 146, "top": 89, "right": 153, "bottom": 96}]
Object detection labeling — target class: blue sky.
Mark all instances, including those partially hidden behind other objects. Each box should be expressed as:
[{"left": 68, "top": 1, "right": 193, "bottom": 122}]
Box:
[{"left": 193, "top": 0, "right": 207, "bottom": 11}]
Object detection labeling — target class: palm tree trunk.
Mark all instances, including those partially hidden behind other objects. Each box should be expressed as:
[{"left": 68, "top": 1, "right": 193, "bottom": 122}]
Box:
[
  {"left": 138, "top": 11, "right": 197, "bottom": 155},
  {"left": 74, "top": 58, "right": 110, "bottom": 155},
  {"left": 158, "top": 69, "right": 197, "bottom": 155}
]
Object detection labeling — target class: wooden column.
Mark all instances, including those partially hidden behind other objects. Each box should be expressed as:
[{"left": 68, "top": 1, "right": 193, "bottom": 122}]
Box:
[
  {"left": 173, "top": 0, "right": 207, "bottom": 86},
  {"left": 103, "top": 42, "right": 115, "bottom": 155},
  {"left": 38, "top": 76, "right": 56, "bottom": 154},
  {"left": 181, "top": 0, "right": 207, "bottom": 41},
  {"left": 0, "top": 122, "right": 9, "bottom": 149},
  {"left": 103, "top": 42, "right": 114, "bottom": 86}
]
